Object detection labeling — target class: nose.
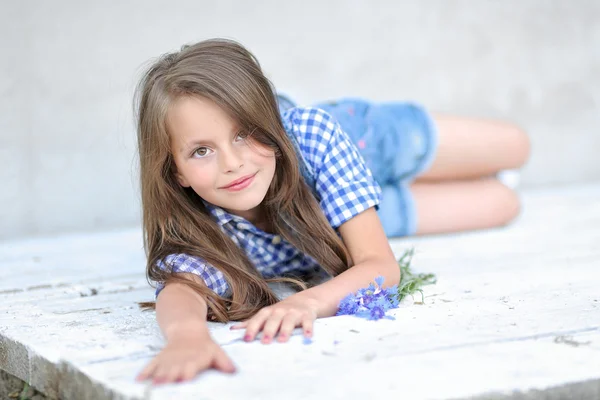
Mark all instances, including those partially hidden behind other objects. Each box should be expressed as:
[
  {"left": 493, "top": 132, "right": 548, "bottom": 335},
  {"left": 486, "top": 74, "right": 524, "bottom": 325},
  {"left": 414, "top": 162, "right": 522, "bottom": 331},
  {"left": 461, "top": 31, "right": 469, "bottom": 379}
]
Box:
[{"left": 219, "top": 145, "right": 244, "bottom": 172}]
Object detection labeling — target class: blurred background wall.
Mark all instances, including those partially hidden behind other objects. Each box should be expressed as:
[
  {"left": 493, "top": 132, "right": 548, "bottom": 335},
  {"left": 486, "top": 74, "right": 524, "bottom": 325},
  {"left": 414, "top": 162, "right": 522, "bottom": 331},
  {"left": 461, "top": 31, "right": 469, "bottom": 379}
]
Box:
[{"left": 1, "top": 0, "right": 599, "bottom": 240}]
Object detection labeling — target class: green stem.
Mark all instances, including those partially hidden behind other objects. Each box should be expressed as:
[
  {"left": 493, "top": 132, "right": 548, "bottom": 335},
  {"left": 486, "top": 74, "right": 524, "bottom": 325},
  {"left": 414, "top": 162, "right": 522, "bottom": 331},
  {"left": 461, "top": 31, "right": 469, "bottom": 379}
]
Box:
[{"left": 396, "top": 248, "right": 437, "bottom": 302}]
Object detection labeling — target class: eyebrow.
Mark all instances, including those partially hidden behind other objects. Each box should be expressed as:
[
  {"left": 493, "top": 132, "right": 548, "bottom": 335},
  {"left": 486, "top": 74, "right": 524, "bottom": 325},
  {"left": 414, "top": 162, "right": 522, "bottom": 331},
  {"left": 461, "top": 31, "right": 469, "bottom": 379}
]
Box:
[{"left": 179, "top": 127, "right": 243, "bottom": 154}]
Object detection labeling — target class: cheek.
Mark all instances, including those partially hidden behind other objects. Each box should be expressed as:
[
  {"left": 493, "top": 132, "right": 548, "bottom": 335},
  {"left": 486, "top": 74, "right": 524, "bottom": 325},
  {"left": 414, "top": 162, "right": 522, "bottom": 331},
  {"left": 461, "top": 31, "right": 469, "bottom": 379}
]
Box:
[
  {"left": 182, "top": 163, "right": 216, "bottom": 189},
  {"left": 249, "top": 145, "right": 276, "bottom": 167}
]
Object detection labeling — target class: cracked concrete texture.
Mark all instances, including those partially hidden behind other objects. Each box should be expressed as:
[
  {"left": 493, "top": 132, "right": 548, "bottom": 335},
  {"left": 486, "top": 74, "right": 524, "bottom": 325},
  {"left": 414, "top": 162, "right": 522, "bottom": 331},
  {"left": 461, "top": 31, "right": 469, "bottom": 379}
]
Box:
[{"left": 0, "top": 369, "right": 47, "bottom": 400}]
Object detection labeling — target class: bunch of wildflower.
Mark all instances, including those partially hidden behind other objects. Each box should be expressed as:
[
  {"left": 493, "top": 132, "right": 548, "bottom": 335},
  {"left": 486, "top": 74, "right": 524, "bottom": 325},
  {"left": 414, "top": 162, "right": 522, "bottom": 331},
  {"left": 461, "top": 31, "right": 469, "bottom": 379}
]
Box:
[
  {"left": 335, "top": 276, "right": 400, "bottom": 320},
  {"left": 335, "top": 248, "right": 438, "bottom": 320}
]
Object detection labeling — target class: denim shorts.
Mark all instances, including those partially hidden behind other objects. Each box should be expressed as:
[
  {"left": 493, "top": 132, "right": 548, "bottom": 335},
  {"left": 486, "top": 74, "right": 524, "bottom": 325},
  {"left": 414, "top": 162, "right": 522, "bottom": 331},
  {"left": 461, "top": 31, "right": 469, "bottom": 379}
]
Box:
[{"left": 278, "top": 95, "right": 438, "bottom": 237}]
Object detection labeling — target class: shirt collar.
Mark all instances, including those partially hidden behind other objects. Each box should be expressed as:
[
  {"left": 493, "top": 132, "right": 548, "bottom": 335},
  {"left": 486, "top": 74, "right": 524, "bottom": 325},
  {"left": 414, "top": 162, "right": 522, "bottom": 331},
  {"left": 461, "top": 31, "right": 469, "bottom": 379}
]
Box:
[{"left": 201, "top": 198, "right": 247, "bottom": 228}]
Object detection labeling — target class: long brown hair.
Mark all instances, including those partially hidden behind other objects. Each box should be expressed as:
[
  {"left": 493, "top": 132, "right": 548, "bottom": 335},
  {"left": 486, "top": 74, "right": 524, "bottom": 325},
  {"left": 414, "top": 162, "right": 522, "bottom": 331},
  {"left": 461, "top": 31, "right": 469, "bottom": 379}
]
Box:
[{"left": 134, "top": 38, "right": 351, "bottom": 322}]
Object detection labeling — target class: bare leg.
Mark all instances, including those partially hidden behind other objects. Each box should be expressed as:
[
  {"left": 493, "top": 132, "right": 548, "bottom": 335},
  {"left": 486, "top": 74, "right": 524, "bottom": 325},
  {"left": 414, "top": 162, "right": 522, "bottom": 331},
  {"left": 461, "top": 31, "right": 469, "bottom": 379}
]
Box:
[
  {"left": 416, "top": 114, "right": 531, "bottom": 182},
  {"left": 411, "top": 177, "right": 521, "bottom": 235}
]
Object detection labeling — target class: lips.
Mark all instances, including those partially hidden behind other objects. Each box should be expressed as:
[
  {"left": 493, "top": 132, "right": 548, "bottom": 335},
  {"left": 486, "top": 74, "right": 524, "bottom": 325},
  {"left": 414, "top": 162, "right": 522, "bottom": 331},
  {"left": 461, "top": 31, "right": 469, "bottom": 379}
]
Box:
[{"left": 222, "top": 173, "right": 256, "bottom": 189}]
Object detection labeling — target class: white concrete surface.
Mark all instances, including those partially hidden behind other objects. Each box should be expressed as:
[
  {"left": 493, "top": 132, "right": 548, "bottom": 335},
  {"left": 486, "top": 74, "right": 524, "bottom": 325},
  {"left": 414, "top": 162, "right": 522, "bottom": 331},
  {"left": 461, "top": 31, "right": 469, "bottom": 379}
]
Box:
[
  {"left": 1, "top": 182, "right": 600, "bottom": 399},
  {"left": 2, "top": 0, "right": 600, "bottom": 239}
]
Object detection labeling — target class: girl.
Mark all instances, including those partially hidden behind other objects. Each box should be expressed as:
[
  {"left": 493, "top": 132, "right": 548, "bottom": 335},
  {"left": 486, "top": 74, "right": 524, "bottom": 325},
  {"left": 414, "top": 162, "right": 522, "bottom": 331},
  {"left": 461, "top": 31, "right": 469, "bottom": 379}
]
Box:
[{"left": 134, "top": 38, "right": 530, "bottom": 384}]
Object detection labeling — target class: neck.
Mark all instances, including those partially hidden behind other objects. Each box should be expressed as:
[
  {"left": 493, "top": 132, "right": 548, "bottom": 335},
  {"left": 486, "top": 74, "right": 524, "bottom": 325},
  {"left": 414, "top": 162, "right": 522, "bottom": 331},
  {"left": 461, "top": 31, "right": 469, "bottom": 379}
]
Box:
[{"left": 252, "top": 207, "right": 275, "bottom": 234}]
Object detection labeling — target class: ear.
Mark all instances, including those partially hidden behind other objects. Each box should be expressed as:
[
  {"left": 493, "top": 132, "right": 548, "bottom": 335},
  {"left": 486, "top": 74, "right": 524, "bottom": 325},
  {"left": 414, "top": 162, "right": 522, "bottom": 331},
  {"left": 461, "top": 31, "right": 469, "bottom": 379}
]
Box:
[
  {"left": 171, "top": 164, "right": 191, "bottom": 188},
  {"left": 175, "top": 172, "right": 191, "bottom": 188}
]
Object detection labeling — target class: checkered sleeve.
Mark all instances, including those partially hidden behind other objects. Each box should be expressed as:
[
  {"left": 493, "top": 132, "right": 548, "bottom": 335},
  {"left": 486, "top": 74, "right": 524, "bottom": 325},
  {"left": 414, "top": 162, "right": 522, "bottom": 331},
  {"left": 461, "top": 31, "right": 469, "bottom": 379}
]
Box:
[
  {"left": 154, "top": 253, "right": 230, "bottom": 300},
  {"left": 291, "top": 107, "right": 383, "bottom": 228}
]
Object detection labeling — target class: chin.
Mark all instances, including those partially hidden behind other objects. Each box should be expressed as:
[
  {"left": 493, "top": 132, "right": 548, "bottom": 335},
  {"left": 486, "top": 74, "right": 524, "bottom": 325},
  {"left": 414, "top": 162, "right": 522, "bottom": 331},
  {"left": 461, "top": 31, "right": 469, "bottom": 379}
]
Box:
[{"left": 225, "top": 192, "right": 265, "bottom": 211}]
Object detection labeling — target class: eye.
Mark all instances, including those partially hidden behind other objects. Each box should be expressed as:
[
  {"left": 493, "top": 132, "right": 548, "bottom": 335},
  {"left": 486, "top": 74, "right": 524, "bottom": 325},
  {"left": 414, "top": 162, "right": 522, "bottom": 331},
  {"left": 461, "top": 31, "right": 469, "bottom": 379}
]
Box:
[
  {"left": 236, "top": 130, "right": 250, "bottom": 141},
  {"left": 192, "top": 147, "right": 212, "bottom": 158},
  {"left": 237, "top": 126, "right": 258, "bottom": 140}
]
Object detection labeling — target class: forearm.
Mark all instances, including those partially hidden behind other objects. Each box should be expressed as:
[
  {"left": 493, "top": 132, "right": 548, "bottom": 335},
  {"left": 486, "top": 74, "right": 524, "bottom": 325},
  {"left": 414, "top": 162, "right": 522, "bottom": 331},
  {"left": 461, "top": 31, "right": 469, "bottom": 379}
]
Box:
[
  {"left": 156, "top": 283, "right": 211, "bottom": 342},
  {"left": 293, "top": 258, "right": 400, "bottom": 318}
]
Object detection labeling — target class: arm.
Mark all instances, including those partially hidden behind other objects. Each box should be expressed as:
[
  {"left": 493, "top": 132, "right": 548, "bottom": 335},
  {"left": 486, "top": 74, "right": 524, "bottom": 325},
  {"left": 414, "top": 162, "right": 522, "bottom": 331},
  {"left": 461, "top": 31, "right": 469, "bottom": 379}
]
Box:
[
  {"left": 136, "top": 273, "right": 236, "bottom": 385},
  {"left": 232, "top": 108, "right": 398, "bottom": 341},
  {"left": 232, "top": 207, "right": 400, "bottom": 343},
  {"left": 291, "top": 207, "right": 400, "bottom": 318},
  {"left": 152, "top": 253, "right": 230, "bottom": 338},
  {"left": 287, "top": 107, "right": 399, "bottom": 317},
  {"left": 156, "top": 274, "right": 210, "bottom": 341}
]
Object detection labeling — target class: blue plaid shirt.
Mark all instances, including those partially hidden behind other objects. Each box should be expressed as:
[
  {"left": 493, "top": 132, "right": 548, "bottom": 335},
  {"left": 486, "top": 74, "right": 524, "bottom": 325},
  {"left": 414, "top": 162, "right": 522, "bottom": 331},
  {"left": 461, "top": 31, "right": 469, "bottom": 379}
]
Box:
[{"left": 154, "top": 107, "right": 382, "bottom": 299}]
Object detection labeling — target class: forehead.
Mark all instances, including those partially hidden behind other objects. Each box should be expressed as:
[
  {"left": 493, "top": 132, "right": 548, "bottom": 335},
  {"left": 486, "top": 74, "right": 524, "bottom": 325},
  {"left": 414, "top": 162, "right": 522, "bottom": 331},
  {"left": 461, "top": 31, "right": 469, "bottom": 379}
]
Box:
[{"left": 167, "top": 96, "right": 239, "bottom": 142}]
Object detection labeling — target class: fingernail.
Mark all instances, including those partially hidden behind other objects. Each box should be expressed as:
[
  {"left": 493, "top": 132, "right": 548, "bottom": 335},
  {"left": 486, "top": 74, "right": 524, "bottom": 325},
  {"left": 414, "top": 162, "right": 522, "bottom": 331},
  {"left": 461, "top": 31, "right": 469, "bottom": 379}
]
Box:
[
  {"left": 244, "top": 334, "right": 252, "bottom": 341},
  {"left": 305, "top": 330, "right": 312, "bottom": 336},
  {"left": 262, "top": 335, "right": 271, "bottom": 343}
]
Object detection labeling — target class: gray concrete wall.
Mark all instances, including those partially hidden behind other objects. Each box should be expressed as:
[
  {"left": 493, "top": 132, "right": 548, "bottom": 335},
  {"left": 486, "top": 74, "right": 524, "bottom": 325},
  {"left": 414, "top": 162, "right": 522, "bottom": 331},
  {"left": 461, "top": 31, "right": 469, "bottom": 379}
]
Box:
[{"left": 1, "top": 0, "right": 599, "bottom": 240}]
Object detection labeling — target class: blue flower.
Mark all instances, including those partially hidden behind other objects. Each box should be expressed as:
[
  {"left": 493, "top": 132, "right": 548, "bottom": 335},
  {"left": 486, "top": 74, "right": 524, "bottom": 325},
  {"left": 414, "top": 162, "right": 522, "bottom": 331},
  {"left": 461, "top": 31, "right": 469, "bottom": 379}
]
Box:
[
  {"left": 374, "top": 296, "right": 394, "bottom": 311},
  {"left": 360, "top": 291, "right": 375, "bottom": 307},
  {"left": 368, "top": 304, "right": 386, "bottom": 320},
  {"left": 385, "top": 284, "right": 398, "bottom": 295},
  {"left": 336, "top": 293, "right": 359, "bottom": 316},
  {"left": 335, "top": 276, "right": 401, "bottom": 320},
  {"left": 373, "top": 296, "right": 392, "bottom": 312},
  {"left": 385, "top": 285, "right": 400, "bottom": 307},
  {"left": 372, "top": 288, "right": 387, "bottom": 302},
  {"left": 388, "top": 294, "right": 400, "bottom": 308},
  {"left": 356, "top": 300, "right": 386, "bottom": 321},
  {"left": 354, "top": 308, "right": 370, "bottom": 319},
  {"left": 357, "top": 284, "right": 376, "bottom": 297}
]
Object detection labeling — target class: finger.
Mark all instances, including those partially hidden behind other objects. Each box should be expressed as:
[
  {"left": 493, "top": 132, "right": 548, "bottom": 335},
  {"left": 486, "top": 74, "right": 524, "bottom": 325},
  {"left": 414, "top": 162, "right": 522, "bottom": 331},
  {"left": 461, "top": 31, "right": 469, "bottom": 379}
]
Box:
[
  {"left": 153, "top": 363, "right": 181, "bottom": 385},
  {"left": 178, "top": 361, "right": 204, "bottom": 382},
  {"left": 163, "top": 366, "right": 182, "bottom": 384},
  {"left": 277, "top": 313, "right": 300, "bottom": 343},
  {"left": 213, "top": 350, "right": 237, "bottom": 373},
  {"left": 152, "top": 366, "right": 170, "bottom": 385},
  {"left": 261, "top": 310, "right": 287, "bottom": 344},
  {"left": 229, "top": 321, "right": 248, "bottom": 330},
  {"left": 244, "top": 309, "right": 271, "bottom": 341},
  {"left": 302, "top": 315, "right": 314, "bottom": 338},
  {"left": 136, "top": 359, "right": 158, "bottom": 382}
]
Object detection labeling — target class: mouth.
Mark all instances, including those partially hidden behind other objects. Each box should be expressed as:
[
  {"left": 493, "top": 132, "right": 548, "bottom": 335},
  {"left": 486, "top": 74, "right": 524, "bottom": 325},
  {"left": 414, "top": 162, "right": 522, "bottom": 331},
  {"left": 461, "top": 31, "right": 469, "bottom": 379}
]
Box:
[{"left": 221, "top": 173, "right": 257, "bottom": 190}]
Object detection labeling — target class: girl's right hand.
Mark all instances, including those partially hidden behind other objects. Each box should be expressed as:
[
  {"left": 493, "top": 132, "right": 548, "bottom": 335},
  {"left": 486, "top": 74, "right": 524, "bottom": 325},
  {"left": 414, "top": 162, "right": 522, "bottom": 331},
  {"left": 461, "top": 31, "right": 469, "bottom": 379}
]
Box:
[{"left": 135, "top": 332, "right": 236, "bottom": 385}]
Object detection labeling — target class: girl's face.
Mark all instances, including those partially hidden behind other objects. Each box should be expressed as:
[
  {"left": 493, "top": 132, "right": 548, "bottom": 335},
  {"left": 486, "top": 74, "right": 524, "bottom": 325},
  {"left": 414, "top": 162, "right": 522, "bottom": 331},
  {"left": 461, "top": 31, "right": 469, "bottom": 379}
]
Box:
[{"left": 167, "top": 96, "right": 276, "bottom": 223}]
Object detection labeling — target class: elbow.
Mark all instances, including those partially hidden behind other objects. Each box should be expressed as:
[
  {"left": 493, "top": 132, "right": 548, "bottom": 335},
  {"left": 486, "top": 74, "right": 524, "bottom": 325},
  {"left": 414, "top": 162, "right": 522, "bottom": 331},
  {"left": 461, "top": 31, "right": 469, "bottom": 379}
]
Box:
[{"left": 384, "top": 259, "right": 401, "bottom": 287}]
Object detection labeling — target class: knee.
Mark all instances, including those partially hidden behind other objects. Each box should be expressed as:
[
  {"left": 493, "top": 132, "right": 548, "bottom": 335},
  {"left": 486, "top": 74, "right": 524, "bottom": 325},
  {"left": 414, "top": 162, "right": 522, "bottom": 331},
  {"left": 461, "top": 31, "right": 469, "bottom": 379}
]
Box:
[
  {"left": 494, "top": 180, "right": 522, "bottom": 225},
  {"left": 504, "top": 122, "right": 532, "bottom": 169}
]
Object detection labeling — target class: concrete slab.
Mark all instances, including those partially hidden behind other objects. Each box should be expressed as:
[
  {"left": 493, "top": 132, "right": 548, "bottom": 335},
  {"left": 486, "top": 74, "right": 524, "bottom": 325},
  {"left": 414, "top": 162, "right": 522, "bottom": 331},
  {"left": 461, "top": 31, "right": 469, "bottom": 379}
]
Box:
[{"left": 1, "top": 182, "right": 599, "bottom": 399}]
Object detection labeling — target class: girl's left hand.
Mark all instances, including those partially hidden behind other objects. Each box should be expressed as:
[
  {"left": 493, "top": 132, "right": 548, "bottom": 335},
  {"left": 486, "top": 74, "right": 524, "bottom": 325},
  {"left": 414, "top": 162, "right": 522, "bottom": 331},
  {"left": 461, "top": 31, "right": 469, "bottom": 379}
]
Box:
[{"left": 230, "top": 296, "right": 319, "bottom": 344}]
